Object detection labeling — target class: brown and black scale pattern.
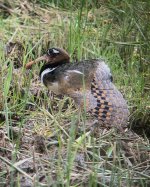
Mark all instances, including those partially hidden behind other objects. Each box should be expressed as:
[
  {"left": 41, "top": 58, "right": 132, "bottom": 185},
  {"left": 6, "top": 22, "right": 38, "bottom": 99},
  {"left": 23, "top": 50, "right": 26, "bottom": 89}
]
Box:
[{"left": 89, "top": 76, "right": 129, "bottom": 127}]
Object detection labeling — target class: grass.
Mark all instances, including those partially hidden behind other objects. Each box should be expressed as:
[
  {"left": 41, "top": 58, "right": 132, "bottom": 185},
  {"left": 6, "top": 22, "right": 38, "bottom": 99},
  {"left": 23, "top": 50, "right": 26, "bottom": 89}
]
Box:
[{"left": 0, "top": 0, "right": 150, "bottom": 186}]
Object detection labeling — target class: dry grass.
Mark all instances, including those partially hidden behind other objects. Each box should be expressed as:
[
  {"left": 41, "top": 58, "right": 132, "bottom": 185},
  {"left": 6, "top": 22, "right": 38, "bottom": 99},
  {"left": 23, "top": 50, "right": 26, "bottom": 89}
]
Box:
[{"left": 0, "top": 0, "right": 150, "bottom": 186}]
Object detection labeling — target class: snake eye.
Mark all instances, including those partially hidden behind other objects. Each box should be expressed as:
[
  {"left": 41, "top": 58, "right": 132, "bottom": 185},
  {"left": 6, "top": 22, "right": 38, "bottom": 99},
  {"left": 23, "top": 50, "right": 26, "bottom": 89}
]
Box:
[{"left": 47, "top": 48, "right": 60, "bottom": 56}]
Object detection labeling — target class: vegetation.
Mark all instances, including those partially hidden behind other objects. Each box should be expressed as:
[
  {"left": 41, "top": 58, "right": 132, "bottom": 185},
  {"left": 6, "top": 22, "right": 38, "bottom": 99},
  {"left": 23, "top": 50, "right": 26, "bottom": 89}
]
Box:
[{"left": 0, "top": 0, "right": 150, "bottom": 186}]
